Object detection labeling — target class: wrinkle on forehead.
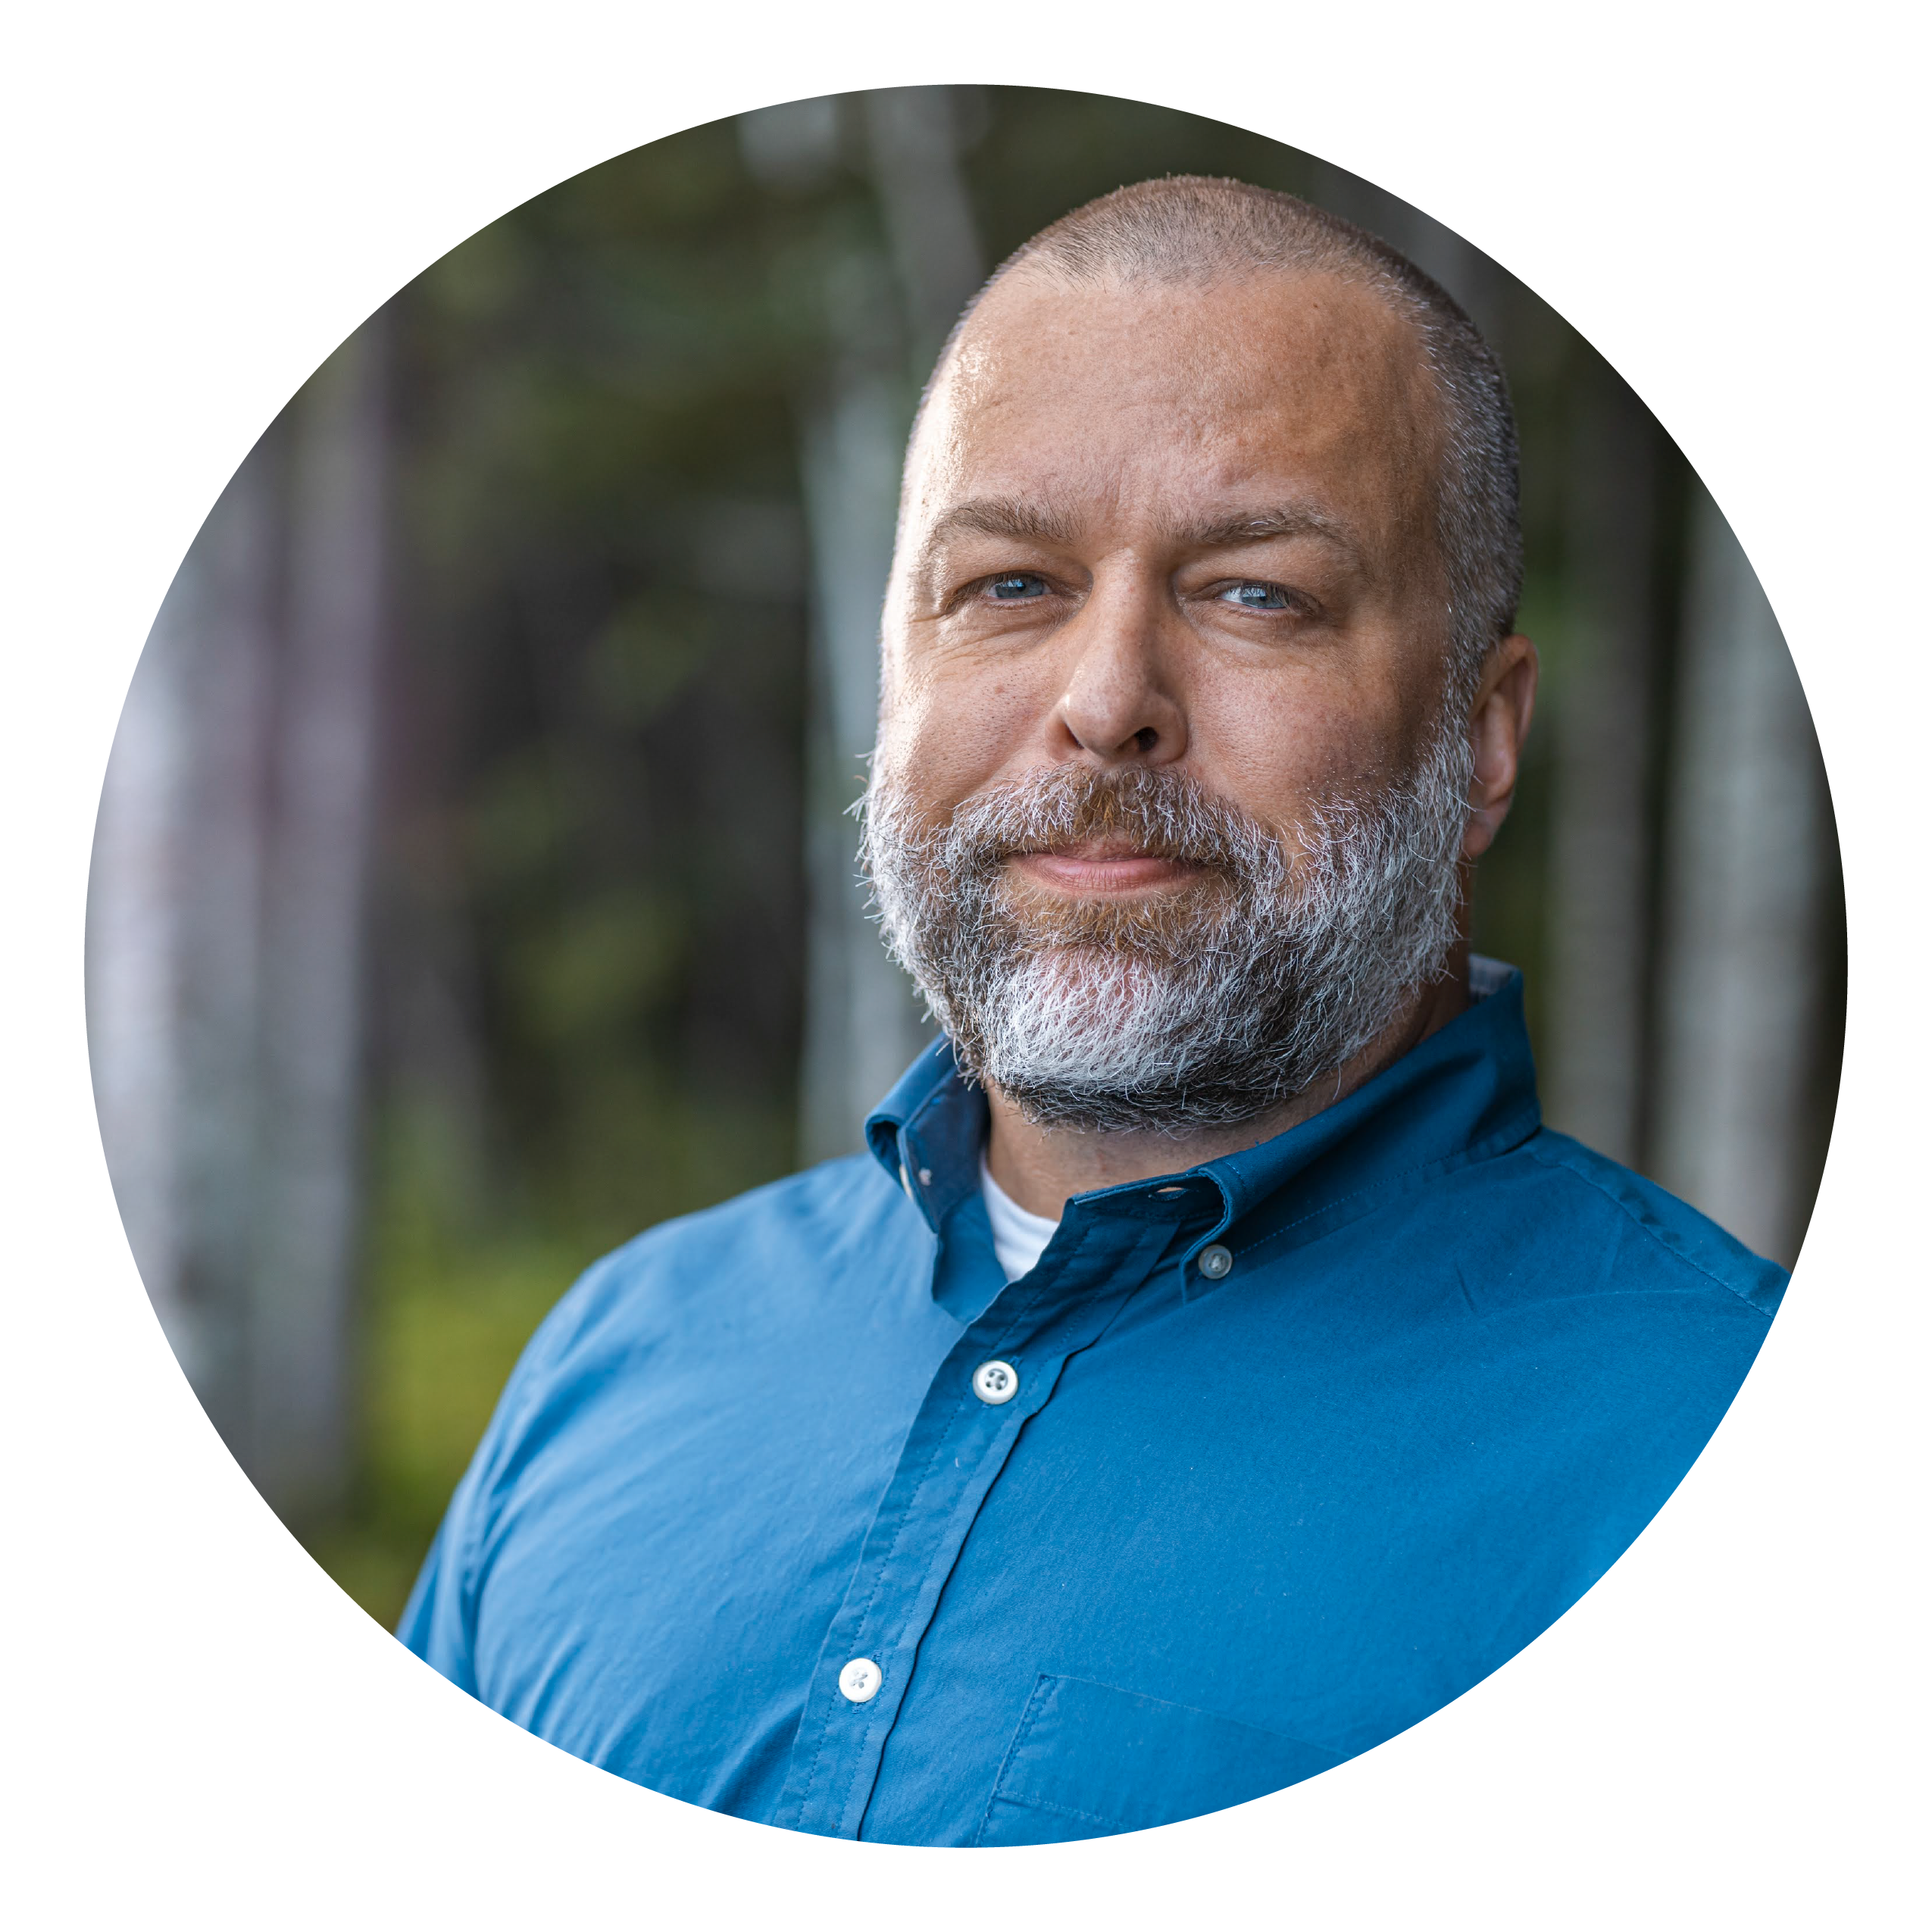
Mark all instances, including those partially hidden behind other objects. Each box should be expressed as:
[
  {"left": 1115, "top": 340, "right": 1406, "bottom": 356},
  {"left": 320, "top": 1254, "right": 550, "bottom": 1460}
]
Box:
[{"left": 902, "top": 267, "right": 1447, "bottom": 564}]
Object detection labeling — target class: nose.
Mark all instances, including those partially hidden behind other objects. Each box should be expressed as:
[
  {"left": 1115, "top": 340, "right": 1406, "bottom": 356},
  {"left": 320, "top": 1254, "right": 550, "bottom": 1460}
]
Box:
[{"left": 1052, "top": 574, "right": 1187, "bottom": 767}]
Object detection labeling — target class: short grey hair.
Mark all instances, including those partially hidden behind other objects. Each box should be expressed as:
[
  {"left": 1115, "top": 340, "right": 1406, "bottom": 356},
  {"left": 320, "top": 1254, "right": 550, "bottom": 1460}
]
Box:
[{"left": 922, "top": 176, "right": 1523, "bottom": 703}]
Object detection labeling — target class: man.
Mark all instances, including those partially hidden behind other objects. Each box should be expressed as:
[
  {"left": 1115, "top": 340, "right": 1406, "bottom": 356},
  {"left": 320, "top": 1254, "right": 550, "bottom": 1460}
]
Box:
[{"left": 401, "top": 178, "right": 1782, "bottom": 1846}]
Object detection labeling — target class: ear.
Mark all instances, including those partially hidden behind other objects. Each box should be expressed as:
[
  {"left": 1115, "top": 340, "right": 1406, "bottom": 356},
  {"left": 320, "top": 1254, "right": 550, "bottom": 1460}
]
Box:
[{"left": 1462, "top": 634, "right": 1539, "bottom": 862}]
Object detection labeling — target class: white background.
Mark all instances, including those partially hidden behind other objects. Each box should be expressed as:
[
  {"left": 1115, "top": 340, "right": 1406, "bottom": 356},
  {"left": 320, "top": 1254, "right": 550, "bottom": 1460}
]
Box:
[{"left": 3, "top": 3, "right": 1924, "bottom": 1924}]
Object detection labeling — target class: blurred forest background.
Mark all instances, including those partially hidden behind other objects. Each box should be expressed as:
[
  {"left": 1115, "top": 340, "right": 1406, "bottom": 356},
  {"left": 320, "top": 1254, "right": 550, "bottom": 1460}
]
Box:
[{"left": 86, "top": 87, "right": 1843, "bottom": 1630}]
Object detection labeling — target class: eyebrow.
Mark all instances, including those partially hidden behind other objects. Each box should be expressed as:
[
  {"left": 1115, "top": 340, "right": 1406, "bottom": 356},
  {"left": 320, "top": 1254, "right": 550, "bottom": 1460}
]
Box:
[
  {"left": 920, "top": 496, "right": 1085, "bottom": 554},
  {"left": 1165, "top": 505, "right": 1358, "bottom": 555},
  {"left": 915, "top": 495, "right": 1360, "bottom": 571}
]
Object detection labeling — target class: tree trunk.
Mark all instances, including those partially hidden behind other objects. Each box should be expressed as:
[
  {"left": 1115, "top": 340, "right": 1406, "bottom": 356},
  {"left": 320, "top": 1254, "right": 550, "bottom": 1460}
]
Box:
[
  {"left": 89, "top": 546, "right": 190, "bottom": 1372},
  {"left": 796, "top": 368, "right": 930, "bottom": 1162},
  {"left": 1649, "top": 485, "right": 1830, "bottom": 1265},
  {"left": 89, "top": 318, "right": 390, "bottom": 1525},
  {"left": 786, "top": 89, "right": 986, "bottom": 1161},
  {"left": 89, "top": 424, "right": 282, "bottom": 1447},
  {"left": 251, "top": 320, "right": 390, "bottom": 1521}
]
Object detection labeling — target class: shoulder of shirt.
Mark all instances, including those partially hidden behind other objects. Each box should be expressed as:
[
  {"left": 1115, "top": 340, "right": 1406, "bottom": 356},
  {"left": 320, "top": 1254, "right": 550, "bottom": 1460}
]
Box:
[
  {"left": 1505, "top": 1127, "right": 1787, "bottom": 1320},
  {"left": 436, "top": 1154, "right": 918, "bottom": 1543},
  {"left": 506, "top": 1150, "right": 914, "bottom": 1380}
]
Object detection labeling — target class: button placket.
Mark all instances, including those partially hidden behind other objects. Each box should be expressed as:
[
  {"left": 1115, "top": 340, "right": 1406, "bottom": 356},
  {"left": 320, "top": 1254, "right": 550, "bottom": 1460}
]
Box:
[
  {"left": 774, "top": 1217, "right": 1174, "bottom": 1840},
  {"left": 779, "top": 1299, "right": 1071, "bottom": 1837}
]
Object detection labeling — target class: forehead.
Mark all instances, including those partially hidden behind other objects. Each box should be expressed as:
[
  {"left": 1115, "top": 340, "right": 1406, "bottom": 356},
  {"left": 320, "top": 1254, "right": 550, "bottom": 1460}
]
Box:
[{"left": 908, "top": 267, "right": 1443, "bottom": 538}]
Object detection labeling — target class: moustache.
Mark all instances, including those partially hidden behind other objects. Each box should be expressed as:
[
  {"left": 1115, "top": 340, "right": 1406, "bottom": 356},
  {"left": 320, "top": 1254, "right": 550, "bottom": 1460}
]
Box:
[{"left": 934, "top": 764, "right": 1285, "bottom": 881}]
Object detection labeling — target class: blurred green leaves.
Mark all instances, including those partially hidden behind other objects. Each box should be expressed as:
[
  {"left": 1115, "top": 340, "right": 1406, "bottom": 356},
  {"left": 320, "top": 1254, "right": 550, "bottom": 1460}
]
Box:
[{"left": 508, "top": 888, "right": 686, "bottom": 1049}]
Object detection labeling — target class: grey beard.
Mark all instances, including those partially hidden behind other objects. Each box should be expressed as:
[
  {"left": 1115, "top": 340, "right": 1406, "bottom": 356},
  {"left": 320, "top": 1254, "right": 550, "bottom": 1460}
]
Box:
[{"left": 859, "top": 728, "right": 1474, "bottom": 1134}]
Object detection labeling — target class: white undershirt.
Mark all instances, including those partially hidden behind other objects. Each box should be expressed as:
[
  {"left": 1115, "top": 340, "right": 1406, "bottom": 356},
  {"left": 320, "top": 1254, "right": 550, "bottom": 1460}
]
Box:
[{"left": 980, "top": 1152, "right": 1061, "bottom": 1283}]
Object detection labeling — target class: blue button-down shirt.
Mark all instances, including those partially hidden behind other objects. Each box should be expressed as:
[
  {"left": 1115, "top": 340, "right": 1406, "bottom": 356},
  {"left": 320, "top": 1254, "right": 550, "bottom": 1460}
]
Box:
[{"left": 400, "top": 963, "right": 1782, "bottom": 1845}]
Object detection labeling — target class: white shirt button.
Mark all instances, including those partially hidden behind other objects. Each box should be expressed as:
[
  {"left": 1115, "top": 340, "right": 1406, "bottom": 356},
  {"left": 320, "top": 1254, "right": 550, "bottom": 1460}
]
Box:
[
  {"left": 839, "top": 1657, "right": 882, "bottom": 1703},
  {"left": 1196, "top": 1243, "right": 1233, "bottom": 1280},
  {"left": 972, "top": 1359, "right": 1019, "bottom": 1405}
]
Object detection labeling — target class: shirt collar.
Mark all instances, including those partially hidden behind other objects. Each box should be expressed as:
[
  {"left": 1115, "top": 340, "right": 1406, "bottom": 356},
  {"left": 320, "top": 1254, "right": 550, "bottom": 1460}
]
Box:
[
  {"left": 867, "top": 955, "right": 1542, "bottom": 1261},
  {"left": 867, "top": 1037, "right": 988, "bottom": 1235}
]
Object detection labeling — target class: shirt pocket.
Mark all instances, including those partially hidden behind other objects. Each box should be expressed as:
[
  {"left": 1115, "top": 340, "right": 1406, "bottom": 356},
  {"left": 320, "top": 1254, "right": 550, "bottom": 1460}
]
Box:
[{"left": 974, "top": 1673, "right": 1342, "bottom": 1846}]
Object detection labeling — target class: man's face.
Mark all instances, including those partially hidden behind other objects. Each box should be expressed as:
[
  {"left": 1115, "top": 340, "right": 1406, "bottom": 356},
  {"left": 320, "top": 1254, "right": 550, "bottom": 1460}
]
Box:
[
  {"left": 865, "top": 267, "right": 1483, "bottom": 1130},
  {"left": 876, "top": 267, "right": 1457, "bottom": 868}
]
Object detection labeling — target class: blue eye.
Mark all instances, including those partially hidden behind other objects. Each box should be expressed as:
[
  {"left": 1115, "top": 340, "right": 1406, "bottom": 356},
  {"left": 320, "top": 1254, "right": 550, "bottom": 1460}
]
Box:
[
  {"left": 988, "top": 574, "right": 1047, "bottom": 602},
  {"left": 1222, "top": 581, "right": 1296, "bottom": 610}
]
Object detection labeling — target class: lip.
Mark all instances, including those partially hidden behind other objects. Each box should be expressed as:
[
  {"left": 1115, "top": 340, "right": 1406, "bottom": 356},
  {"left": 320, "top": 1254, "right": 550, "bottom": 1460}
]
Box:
[{"left": 1008, "top": 846, "right": 1203, "bottom": 895}]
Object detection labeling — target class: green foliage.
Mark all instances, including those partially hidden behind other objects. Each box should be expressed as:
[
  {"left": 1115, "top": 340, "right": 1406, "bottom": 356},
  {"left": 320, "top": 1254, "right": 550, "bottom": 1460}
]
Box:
[
  {"left": 306, "top": 1236, "right": 574, "bottom": 1631},
  {"left": 313, "top": 1080, "right": 798, "bottom": 1628}
]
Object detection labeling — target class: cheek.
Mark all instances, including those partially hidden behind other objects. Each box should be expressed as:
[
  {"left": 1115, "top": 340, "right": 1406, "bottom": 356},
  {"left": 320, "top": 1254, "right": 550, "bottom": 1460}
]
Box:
[
  {"left": 879, "top": 643, "right": 1061, "bottom": 806},
  {"left": 1190, "top": 673, "right": 1408, "bottom": 825}
]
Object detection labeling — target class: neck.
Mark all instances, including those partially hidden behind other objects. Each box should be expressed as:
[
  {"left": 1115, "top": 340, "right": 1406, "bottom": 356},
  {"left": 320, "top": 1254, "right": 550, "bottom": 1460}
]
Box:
[{"left": 983, "top": 945, "right": 1472, "bottom": 1219}]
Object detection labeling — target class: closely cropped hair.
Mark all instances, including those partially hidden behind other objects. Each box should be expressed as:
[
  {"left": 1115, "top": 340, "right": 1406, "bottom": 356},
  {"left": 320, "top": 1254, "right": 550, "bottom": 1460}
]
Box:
[{"left": 930, "top": 177, "right": 1524, "bottom": 700}]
